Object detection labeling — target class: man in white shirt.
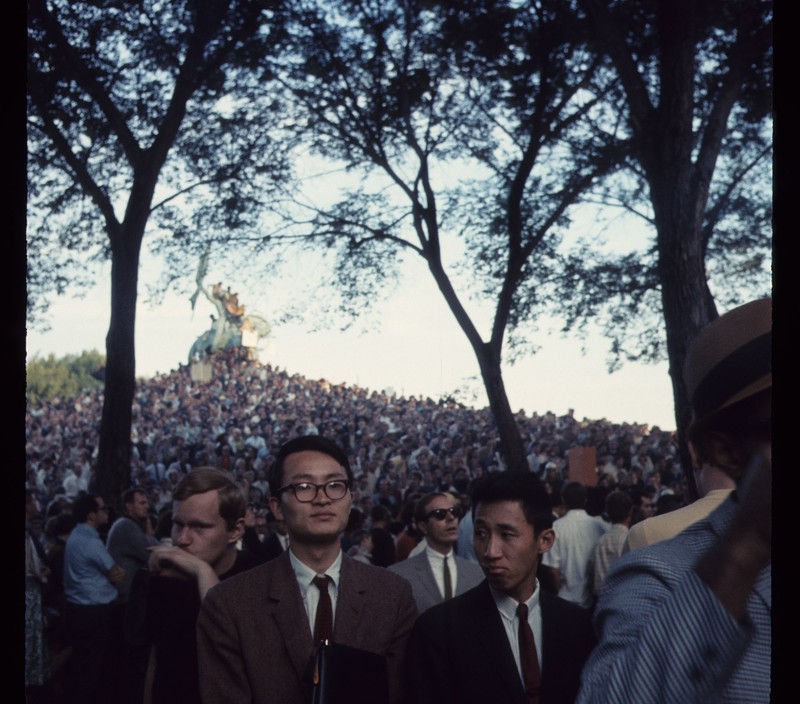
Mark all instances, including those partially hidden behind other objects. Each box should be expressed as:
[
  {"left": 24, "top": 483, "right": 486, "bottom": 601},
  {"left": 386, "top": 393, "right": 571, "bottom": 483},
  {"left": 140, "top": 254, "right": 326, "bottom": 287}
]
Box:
[
  {"left": 542, "top": 481, "right": 607, "bottom": 609},
  {"left": 62, "top": 464, "right": 90, "bottom": 499}
]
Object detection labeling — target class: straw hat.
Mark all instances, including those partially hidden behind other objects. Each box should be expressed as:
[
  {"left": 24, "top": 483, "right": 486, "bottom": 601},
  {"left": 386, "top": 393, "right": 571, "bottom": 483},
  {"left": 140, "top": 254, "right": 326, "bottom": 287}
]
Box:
[{"left": 684, "top": 298, "right": 772, "bottom": 427}]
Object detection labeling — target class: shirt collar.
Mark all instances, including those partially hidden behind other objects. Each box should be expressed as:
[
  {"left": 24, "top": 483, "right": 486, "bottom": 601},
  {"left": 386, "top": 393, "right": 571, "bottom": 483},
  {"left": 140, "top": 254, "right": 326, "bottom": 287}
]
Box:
[
  {"left": 425, "top": 544, "right": 454, "bottom": 562},
  {"left": 488, "top": 580, "right": 541, "bottom": 623},
  {"left": 288, "top": 548, "right": 343, "bottom": 593}
]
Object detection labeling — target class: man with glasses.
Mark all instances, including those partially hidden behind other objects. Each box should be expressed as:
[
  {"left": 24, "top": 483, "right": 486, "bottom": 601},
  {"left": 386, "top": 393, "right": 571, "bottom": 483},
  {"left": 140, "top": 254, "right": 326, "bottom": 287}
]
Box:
[
  {"left": 63, "top": 493, "right": 125, "bottom": 704},
  {"left": 197, "top": 435, "right": 417, "bottom": 704},
  {"left": 389, "top": 492, "right": 484, "bottom": 614}
]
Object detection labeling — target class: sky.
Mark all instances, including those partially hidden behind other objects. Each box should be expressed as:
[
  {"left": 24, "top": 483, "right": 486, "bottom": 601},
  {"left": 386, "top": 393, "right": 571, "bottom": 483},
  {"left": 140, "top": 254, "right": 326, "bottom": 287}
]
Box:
[{"left": 26, "top": 260, "right": 679, "bottom": 431}]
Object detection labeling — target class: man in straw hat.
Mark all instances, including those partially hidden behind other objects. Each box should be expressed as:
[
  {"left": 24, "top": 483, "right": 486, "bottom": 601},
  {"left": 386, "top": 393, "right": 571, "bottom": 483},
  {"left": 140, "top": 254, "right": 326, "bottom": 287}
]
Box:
[{"left": 577, "top": 298, "right": 771, "bottom": 703}]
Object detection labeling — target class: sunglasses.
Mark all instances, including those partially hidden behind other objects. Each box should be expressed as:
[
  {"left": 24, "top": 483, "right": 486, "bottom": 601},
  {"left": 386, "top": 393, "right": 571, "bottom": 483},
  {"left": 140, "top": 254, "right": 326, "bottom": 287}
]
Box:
[{"left": 424, "top": 506, "right": 464, "bottom": 521}]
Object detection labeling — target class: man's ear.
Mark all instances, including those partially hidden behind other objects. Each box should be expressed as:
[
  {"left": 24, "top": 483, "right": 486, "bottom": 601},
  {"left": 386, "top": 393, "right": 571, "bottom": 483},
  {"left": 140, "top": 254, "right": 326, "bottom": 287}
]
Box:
[
  {"left": 269, "top": 495, "right": 283, "bottom": 522},
  {"left": 537, "top": 527, "right": 555, "bottom": 554},
  {"left": 229, "top": 517, "right": 245, "bottom": 543}
]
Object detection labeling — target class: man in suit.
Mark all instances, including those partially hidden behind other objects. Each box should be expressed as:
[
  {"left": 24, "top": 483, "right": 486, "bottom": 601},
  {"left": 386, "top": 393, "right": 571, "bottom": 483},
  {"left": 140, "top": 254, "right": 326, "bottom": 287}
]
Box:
[
  {"left": 242, "top": 507, "right": 289, "bottom": 563},
  {"left": 388, "top": 491, "right": 484, "bottom": 613},
  {"left": 197, "top": 435, "right": 417, "bottom": 704},
  {"left": 406, "top": 471, "right": 596, "bottom": 704},
  {"left": 578, "top": 298, "right": 771, "bottom": 703}
]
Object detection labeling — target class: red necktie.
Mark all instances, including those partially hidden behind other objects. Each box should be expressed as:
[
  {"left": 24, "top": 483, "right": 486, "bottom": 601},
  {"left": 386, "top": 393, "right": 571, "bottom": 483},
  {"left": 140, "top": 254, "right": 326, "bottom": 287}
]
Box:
[
  {"left": 517, "top": 602, "right": 541, "bottom": 704},
  {"left": 313, "top": 575, "right": 333, "bottom": 644}
]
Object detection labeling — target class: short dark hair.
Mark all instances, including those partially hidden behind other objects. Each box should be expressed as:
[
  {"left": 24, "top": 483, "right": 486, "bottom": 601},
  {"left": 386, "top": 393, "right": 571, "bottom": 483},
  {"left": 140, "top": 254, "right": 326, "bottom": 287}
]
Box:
[
  {"left": 72, "top": 493, "right": 101, "bottom": 523},
  {"left": 562, "top": 482, "right": 588, "bottom": 510},
  {"left": 351, "top": 528, "right": 370, "bottom": 546},
  {"left": 121, "top": 487, "right": 146, "bottom": 507},
  {"left": 470, "top": 472, "right": 553, "bottom": 533},
  {"left": 268, "top": 435, "right": 353, "bottom": 496},
  {"left": 172, "top": 467, "right": 246, "bottom": 531},
  {"left": 604, "top": 490, "right": 633, "bottom": 524},
  {"left": 372, "top": 503, "right": 392, "bottom": 521},
  {"left": 45, "top": 512, "right": 77, "bottom": 538}
]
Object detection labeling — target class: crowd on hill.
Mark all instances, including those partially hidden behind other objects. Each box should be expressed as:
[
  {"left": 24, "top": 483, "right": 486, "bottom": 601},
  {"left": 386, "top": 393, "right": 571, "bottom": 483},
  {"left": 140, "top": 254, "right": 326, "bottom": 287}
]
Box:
[{"left": 26, "top": 350, "right": 683, "bottom": 523}]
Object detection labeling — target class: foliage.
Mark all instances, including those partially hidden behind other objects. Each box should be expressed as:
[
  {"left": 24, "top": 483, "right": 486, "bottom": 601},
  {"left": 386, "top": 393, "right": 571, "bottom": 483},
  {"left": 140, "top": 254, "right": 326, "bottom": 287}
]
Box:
[
  {"left": 27, "top": 0, "right": 287, "bottom": 498},
  {"left": 548, "top": 0, "right": 773, "bottom": 369},
  {"left": 244, "top": 0, "right": 636, "bottom": 469},
  {"left": 258, "top": 0, "right": 770, "bottom": 372},
  {"left": 27, "top": 0, "right": 287, "bottom": 324},
  {"left": 26, "top": 350, "right": 105, "bottom": 405},
  {"left": 266, "top": 0, "right": 623, "bottom": 355}
]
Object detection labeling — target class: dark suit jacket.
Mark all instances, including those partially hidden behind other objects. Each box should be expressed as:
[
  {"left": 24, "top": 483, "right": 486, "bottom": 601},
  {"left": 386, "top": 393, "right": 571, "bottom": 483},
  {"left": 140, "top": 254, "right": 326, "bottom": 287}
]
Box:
[
  {"left": 406, "top": 581, "right": 596, "bottom": 704},
  {"left": 197, "top": 551, "right": 418, "bottom": 704},
  {"left": 241, "top": 527, "right": 285, "bottom": 563}
]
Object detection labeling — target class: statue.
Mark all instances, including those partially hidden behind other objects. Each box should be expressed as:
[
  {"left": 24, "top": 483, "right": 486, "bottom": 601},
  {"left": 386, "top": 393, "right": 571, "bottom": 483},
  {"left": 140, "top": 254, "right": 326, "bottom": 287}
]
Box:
[{"left": 188, "top": 252, "right": 271, "bottom": 362}]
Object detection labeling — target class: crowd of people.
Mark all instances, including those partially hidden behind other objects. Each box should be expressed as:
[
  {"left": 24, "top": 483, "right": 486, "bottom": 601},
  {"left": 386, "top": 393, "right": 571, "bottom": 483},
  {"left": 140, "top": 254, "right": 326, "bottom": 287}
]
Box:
[
  {"left": 24, "top": 341, "right": 729, "bottom": 703},
  {"left": 26, "top": 349, "right": 684, "bottom": 524}
]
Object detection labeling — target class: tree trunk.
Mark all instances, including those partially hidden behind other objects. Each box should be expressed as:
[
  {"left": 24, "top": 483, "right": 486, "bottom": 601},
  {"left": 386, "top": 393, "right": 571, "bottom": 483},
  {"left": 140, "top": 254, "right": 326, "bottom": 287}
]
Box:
[
  {"left": 640, "top": 0, "right": 720, "bottom": 499},
  {"left": 95, "top": 228, "right": 143, "bottom": 508},
  {"left": 474, "top": 343, "right": 528, "bottom": 473}
]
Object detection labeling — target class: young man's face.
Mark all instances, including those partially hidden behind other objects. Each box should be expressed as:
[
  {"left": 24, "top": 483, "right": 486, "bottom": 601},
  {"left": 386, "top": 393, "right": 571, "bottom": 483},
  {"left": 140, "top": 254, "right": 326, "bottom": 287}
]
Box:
[
  {"left": 418, "top": 495, "right": 461, "bottom": 554},
  {"left": 473, "top": 499, "right": 553, "bottom": 604},
  {"left": 639, "top": 497, "right": 655, "bottom": 518},
  {"left": 126, "top": 492, "right": 150, "bottom": 521},
  {"left": 171, "top": 490, "right": 243, "bottom": 571},
  {"left": 269, "top": 451, "right": 352, "bottom": 546}
]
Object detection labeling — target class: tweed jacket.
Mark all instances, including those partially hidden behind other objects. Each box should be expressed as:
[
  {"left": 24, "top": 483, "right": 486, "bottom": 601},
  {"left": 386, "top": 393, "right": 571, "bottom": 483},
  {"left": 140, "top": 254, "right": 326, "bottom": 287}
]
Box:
[{"left": 196, "top": 551, "right": 417, "bottom": 704}]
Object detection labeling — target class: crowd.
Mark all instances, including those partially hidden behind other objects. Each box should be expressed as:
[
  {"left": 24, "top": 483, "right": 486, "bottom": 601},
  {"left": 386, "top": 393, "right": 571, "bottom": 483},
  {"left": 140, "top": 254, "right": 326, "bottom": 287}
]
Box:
[
  {"left": 26, "top": 350, "right": 683, "bottom": 521},
  {"left": 25, "top": 348, "right": 688, "bottom": 703}
]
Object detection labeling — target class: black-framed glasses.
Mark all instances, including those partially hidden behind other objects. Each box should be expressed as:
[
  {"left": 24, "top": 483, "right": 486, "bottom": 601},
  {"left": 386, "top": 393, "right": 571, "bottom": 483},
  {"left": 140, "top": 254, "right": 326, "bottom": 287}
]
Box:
[
  {"left": 425, "top": 506, "right": 464, "bottom": 521},
  {"left": 277, "top": 479, "right": 352, "bottom": 503}
]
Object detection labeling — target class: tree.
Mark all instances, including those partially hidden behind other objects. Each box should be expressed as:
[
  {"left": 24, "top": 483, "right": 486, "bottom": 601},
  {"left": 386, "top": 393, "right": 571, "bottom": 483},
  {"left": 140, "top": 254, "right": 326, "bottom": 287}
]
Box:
[
  {"left": 259, "top": 0, "right": 626, "bottom": 471},
  {"left": 27, "top": 0, "right": 283, "bottom": 503},
  {"left": 260, "top": 0, "right": 770, "bottom": 476},
  {"left": 26, "top": 350, "right": 105, "bottom": 405},
  {"left": 574, "top": 0, "right": 772, "bottom": 493}
]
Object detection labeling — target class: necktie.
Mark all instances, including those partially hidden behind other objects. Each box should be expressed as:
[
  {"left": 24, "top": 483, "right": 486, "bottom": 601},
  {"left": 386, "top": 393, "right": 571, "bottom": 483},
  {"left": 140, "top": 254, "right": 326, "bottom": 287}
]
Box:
[
  {"left": 443, "top": 556, "right": 453, "bottom": 600},
  {"left": 517, "top": 603, "right": 541, "bottom": 704},
  {"left": 313, "top": 575, "right": 333, "bottom": 644}
]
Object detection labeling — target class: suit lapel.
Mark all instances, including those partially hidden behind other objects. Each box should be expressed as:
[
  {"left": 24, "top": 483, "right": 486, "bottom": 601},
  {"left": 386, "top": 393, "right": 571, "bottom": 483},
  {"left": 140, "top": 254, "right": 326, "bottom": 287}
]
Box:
[
  {"left": 470, "top": 583, "right": 527, "bottom": 704},
  {"left": 539, "top": 591, "right": 564, "bottom": 684},
  {"left": 417, "top": 553, "right": 444, "bottom": 605},
  {"left": 269, "top": 553, "right": 315, "bottom": 681},
  {"left": 333, "top": 555, "right": 366, "bottom": 645}
]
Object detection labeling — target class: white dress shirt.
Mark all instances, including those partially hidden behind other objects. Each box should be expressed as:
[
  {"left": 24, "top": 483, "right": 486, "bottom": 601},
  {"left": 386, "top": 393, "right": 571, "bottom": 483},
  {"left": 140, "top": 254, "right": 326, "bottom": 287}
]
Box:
[
  {"left": 489, "top": 581, "right": 544, "bottom": 682},
  {"left": 425, "top": 545, "right": 457, "bottom": 598},
  {"left": 289, "top": 549, "right": 343, "bottom": 634}
]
